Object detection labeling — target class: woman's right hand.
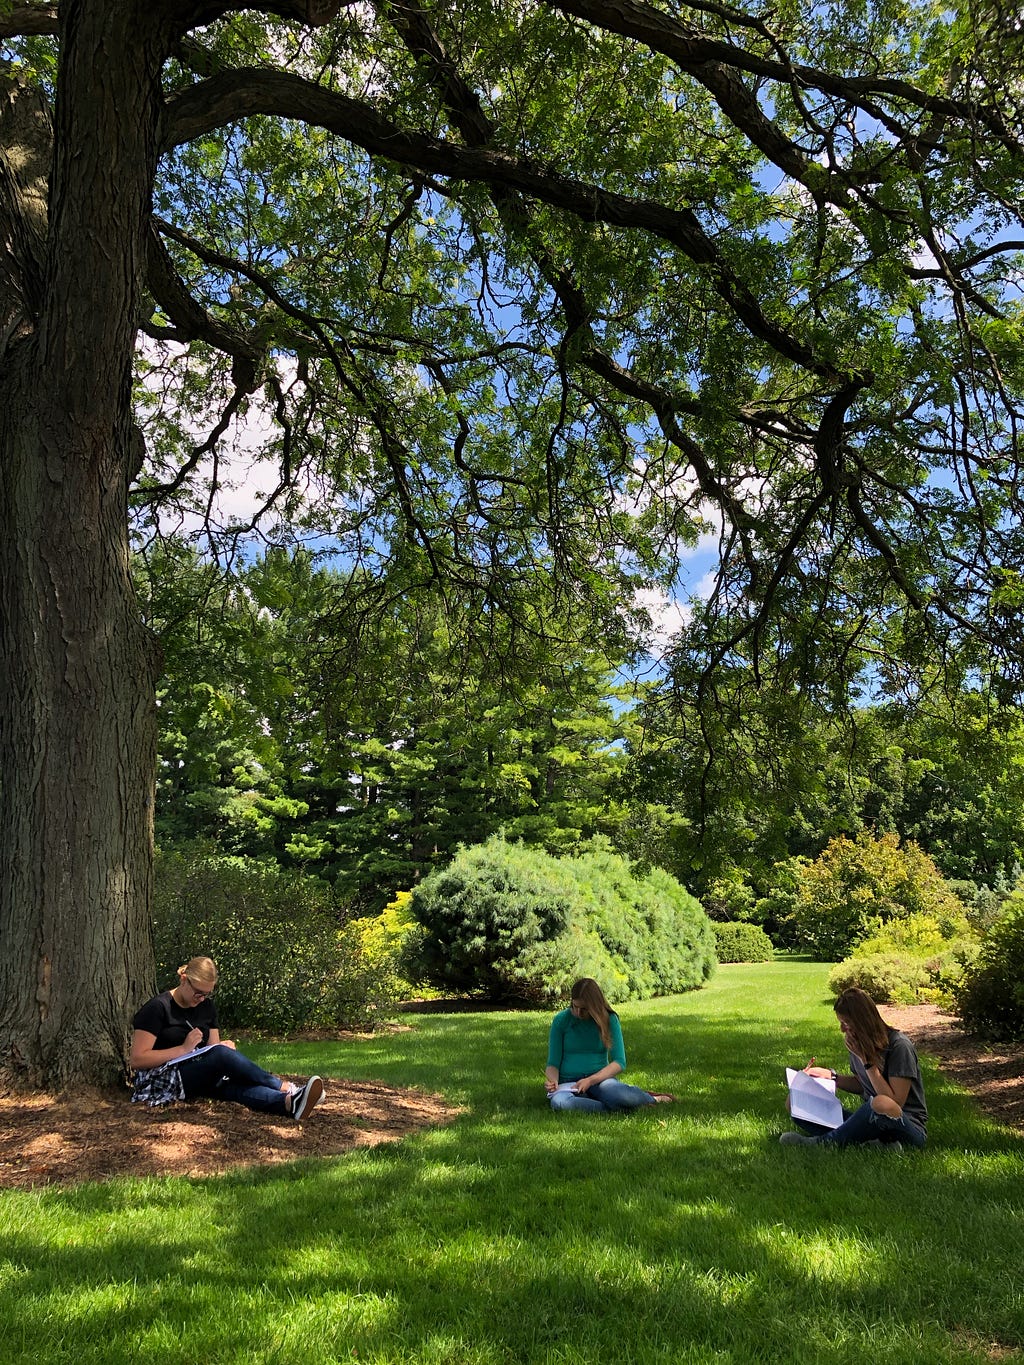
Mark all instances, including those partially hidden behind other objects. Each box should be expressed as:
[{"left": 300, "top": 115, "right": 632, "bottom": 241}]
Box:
[
  {"left": 804, "top": 1066, "right": 834, "bottom": 1078},
  {"left": 183, "top": 1028, "right": 204, "bottom": 1052}
]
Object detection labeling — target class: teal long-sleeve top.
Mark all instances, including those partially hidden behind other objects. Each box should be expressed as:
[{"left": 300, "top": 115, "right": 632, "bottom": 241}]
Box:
[{"left": 546, "top": 1008, "right": 627, "bottom": 1082}]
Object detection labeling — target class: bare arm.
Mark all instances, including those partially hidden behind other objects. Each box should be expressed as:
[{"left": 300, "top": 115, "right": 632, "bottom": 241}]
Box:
[
  {"left": 862, "top": 1063, "right": 910, "bottom": 1106},
  {"left": 128, "top": 1026, "right": 203, "bottom": 1071},
  {"left": 573, "top": 1061, "right": 623, "bottom": 1093}
]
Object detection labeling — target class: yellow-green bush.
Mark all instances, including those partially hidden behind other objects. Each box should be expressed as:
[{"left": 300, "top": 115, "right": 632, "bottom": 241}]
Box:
[
  {"left": 828, "top": 911, "right": 978, "bottom": 1005},
  {"left": 791, "top": 831, "right": 968, "bottom": 960},
  {"left": 713, "top": 921, "right": 774, "bottom": 963},
  {"left": 351, "top": 890, "right": 425, "bottom": 999}
]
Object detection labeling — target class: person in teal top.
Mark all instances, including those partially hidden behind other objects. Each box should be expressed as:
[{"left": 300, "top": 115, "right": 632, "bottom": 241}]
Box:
[{"left": 544, "top": 978, "right": 675, "bottom": 1113}]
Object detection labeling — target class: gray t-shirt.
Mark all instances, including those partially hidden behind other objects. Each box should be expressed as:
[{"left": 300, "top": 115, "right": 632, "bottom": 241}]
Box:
[{"left": 849, "top": 1028, "right": 927, "bottom": 1129}]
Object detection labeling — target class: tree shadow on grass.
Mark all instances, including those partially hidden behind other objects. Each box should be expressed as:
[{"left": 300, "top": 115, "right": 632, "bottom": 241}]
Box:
[{"left": 6, "top": 1003, "right": 1023, "bottom": 1364}]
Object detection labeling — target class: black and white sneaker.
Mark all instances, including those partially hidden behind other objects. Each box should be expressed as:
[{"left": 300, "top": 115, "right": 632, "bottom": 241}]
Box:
[{"left": 291, "top": 1075, "right": 325, "bottom": 1121}]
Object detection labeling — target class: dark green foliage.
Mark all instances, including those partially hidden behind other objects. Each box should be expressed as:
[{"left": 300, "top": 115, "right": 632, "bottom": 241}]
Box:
[
  {"left": 713, "top": 922, "right": 775, "bottom": 963},
  {"left": 152, "top": 845, "right": 399, "bottom": 1032},
  {"left": 410, "top": 836, "right": 716, "bottom": 1002},
  {"left": 954, "top": 895, "right": 1024, "bottom": 1040},
  {"left": 410, "top": 839, "right": 577, "bottom": 997}
]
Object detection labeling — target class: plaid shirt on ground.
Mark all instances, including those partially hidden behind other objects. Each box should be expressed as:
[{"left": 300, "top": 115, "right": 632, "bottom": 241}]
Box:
[{"left": 130, "top": 1062, "right": 186, "bottom": 1107}]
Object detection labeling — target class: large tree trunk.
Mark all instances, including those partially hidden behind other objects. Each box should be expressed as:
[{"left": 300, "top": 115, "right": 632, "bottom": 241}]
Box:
[{"left": 0, "top": 3, "right": 168, "bottom": 1089}]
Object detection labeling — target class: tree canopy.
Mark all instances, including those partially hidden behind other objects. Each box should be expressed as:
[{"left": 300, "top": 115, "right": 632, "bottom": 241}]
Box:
[{"left": 3, "top": 0, "right": 1024, "bottom": 1085}]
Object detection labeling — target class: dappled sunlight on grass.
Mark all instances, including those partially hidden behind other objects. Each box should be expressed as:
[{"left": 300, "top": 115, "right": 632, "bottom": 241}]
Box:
[{"left": 2, "top": 962, "right": 1023, "bottom": 1362}]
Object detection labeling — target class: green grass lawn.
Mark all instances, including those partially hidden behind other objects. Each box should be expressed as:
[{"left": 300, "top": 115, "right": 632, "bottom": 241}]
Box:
[{"left": 2, "top": 960, "right": 1023, "bottom": 1364}]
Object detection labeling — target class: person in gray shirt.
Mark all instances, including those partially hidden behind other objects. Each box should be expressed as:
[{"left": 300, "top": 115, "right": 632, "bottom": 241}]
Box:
[{"left": 781, "top": 986, "right": 927, "bottom": 1149}]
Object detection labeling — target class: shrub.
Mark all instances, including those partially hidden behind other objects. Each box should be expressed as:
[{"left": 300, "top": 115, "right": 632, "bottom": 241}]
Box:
[
  {"left": 828, "top": 953, "right": 934, "bottom": 1005},
  {"left": 713, "top": 922, "right": 775, "bottom": 963},
  {"left": 350, "top": 889, "right": 425, "bottom": 1000},
  {"left": 954, "top": 895, "right": 1024, "bottom": 1040},
  {"left": 153, "top": 844, "right": 400, "bottom": 1032},
  {"left": 790, "top": 831, "right": 967, "bottom": 960},
  {"left": 410, "top": 836, "right": 716, "bottom": 1003},
  {"left": 828, "top": 911, "right": 978, "bottom": 1005},
  {"left": 410, "top": 838, "right": 577, "bottom": 997}
]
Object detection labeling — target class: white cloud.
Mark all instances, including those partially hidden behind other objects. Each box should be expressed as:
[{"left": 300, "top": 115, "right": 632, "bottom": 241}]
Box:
[{"left": 634, "top": 586, "right": 690, "bottom": 656}]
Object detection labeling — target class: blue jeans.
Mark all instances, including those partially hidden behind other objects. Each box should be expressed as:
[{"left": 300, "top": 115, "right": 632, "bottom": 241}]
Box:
[
  {"left": 796, "top": 1100, "right": 927, "bottom": 1149},
  {"left": 550, "top": 1079, "right": 656, "bottom": 1114},
  {"left": 178, "top": 1044, "right": 289, "bottom": 1115}
]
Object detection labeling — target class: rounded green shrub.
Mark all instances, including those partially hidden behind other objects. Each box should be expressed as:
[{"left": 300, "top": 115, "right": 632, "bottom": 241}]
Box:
[
  {"left": 954, "top": 895, "right": 1024, "bottom": 1040},
  {"left": 410, "top": 838, "right": 577, "bottom": 996},
  {"left": 410, "top": 836, "right": 716, "bottom": 1002},
  {"left": 153, "top": 844, "right": 399, "bottom": 1031},
  {"left": 828, "top": 953, "right": 932, "bottom": 1005},
  {"left": 713, "top": 921, "right": 774, "bottom": 963}
]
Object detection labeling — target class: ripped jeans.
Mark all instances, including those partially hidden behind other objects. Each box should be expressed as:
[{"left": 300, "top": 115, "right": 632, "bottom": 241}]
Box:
[{"left": 796, "top": 1099, "right": 927, "bottom": 1148}]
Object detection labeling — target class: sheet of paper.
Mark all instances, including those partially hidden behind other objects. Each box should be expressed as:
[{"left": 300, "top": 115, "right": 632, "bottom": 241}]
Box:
[
  {"left": 172, "top": 1042, "right": 217, "bottom": 1066},
  {"left": 786, "top": 1067, "right": 844, "bottom": 1129}
]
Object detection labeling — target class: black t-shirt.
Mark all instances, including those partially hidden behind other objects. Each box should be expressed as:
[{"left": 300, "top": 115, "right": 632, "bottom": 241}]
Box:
[{"left": 132, "top": 990, "right": 218, "bottom": 1050}]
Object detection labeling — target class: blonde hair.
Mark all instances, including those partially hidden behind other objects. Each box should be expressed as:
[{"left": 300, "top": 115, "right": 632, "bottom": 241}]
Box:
[
  {"left": 179, "top": 956, "right": 218, "bottom": 988},
  {"left": 571, "top": 978, "right": 615, "bottom": 1049}
]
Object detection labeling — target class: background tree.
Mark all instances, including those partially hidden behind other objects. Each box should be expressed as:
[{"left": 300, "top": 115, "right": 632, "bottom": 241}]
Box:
[
  {"left": 3, "top": 0, "right": 1024, "bottom": 1086},
  {"left": 141, "top": 542, "right": 632, "bottom": 907}
]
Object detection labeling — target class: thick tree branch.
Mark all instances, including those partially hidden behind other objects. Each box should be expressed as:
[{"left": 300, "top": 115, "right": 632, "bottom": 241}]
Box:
[
  {"left": 545, "top": 0, "right": 1016, "bottom": 148},
  {"left": 163, "top": 67, "right": 857, "bottom": 384},
  {"left": 0, "top": 2, "right": 58, "bottom": 39},
  {"left": 145, "top": 224, "right": 264, "bottom": 391}
]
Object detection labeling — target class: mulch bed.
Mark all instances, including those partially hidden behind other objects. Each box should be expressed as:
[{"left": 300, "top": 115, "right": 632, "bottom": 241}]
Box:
[
  {"left": 0, "top": 1005, "right": 1020, "bottom": 1190},
  {"left": 0, "top": 1076, "right": 461, "bottom": 1190},
  {"left": 882, "top": 1003, "right": 1024, "bottom": 1132}
]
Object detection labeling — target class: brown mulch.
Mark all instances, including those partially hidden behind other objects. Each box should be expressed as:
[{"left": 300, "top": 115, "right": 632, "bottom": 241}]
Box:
[
  {"left": 883, "top": 1004, "right": 1024, "bottom": 1132},
  {"left": 1, "top": 1006, "right": 1021, "bottom": 1190},
  {"left": 0, "top": 1073, "right": 462, "bottom": 1191}
]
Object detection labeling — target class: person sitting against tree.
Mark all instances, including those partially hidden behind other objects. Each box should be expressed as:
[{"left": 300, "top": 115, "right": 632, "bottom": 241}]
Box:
[
  {"left": 780, "top": 986, "right": 927, "bottom": 1149},
  {"left": 129, "top": 956, "right": 325, "bottom": 1120},
  {"left": 545, "top": 977, "right": 675, "bottom": 1113}
]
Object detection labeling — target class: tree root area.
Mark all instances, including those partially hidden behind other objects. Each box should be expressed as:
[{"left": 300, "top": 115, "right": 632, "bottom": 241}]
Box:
[
  {"left": 0, "top": 1076, "right": 462, "bottom": 1189},
  {"left": 1, "top": 1006, "right": 1022, "bottom": 1190}
]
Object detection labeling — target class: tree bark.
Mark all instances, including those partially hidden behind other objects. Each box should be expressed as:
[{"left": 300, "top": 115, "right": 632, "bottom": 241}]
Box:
[{"left": 0, "top": 2, "right": 166, "bottom": 1089}]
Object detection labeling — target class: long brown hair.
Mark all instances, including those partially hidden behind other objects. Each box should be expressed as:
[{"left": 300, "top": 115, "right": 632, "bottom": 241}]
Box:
[
  {"left": 833, "top": 987, "right": 890, "bottom": 1063},
  {"left": 570, "top": 978, "right": 615, "bottom": 1049}
]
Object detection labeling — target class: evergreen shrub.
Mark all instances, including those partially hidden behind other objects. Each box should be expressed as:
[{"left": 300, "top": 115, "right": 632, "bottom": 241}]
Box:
[
  {"left": 153, "top": 845, "right": 399, "bottom": 1031},
  {"left": 410, "top": 836, "right": 716, "bottom": 1002},
  {"left": 713, "top": 921, "right": 775, "bottom": 963},
  {"left": 954, "top": 895, "right": 1024, "bottom": 1040},
  {"left": 410, "top": 839, "right": 577, "bottom": 997}
]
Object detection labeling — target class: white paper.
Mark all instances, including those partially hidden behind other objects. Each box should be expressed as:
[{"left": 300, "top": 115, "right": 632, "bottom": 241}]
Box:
[
  {"left": 786, "top": 1067, "right": 844, "bottom": 1129},
  {"left": 170, "top": 1042, "right": 217, "bottom": 1066}
]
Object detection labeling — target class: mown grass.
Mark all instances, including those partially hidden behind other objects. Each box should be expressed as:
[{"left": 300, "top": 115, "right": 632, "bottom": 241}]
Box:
[{"left": 2, "top": 960, "right": 1022, "bottom": 1364}]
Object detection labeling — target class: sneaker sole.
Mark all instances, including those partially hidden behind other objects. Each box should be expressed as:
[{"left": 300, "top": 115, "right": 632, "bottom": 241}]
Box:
[{"left": 293, "top": 1075, "right": 325, "bottom": 1121}]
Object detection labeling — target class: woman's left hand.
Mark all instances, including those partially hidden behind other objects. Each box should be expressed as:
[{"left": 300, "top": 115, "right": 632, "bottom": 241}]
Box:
[{"left": 574, "top": 1076, "right": 595, "bottom": 1094}]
